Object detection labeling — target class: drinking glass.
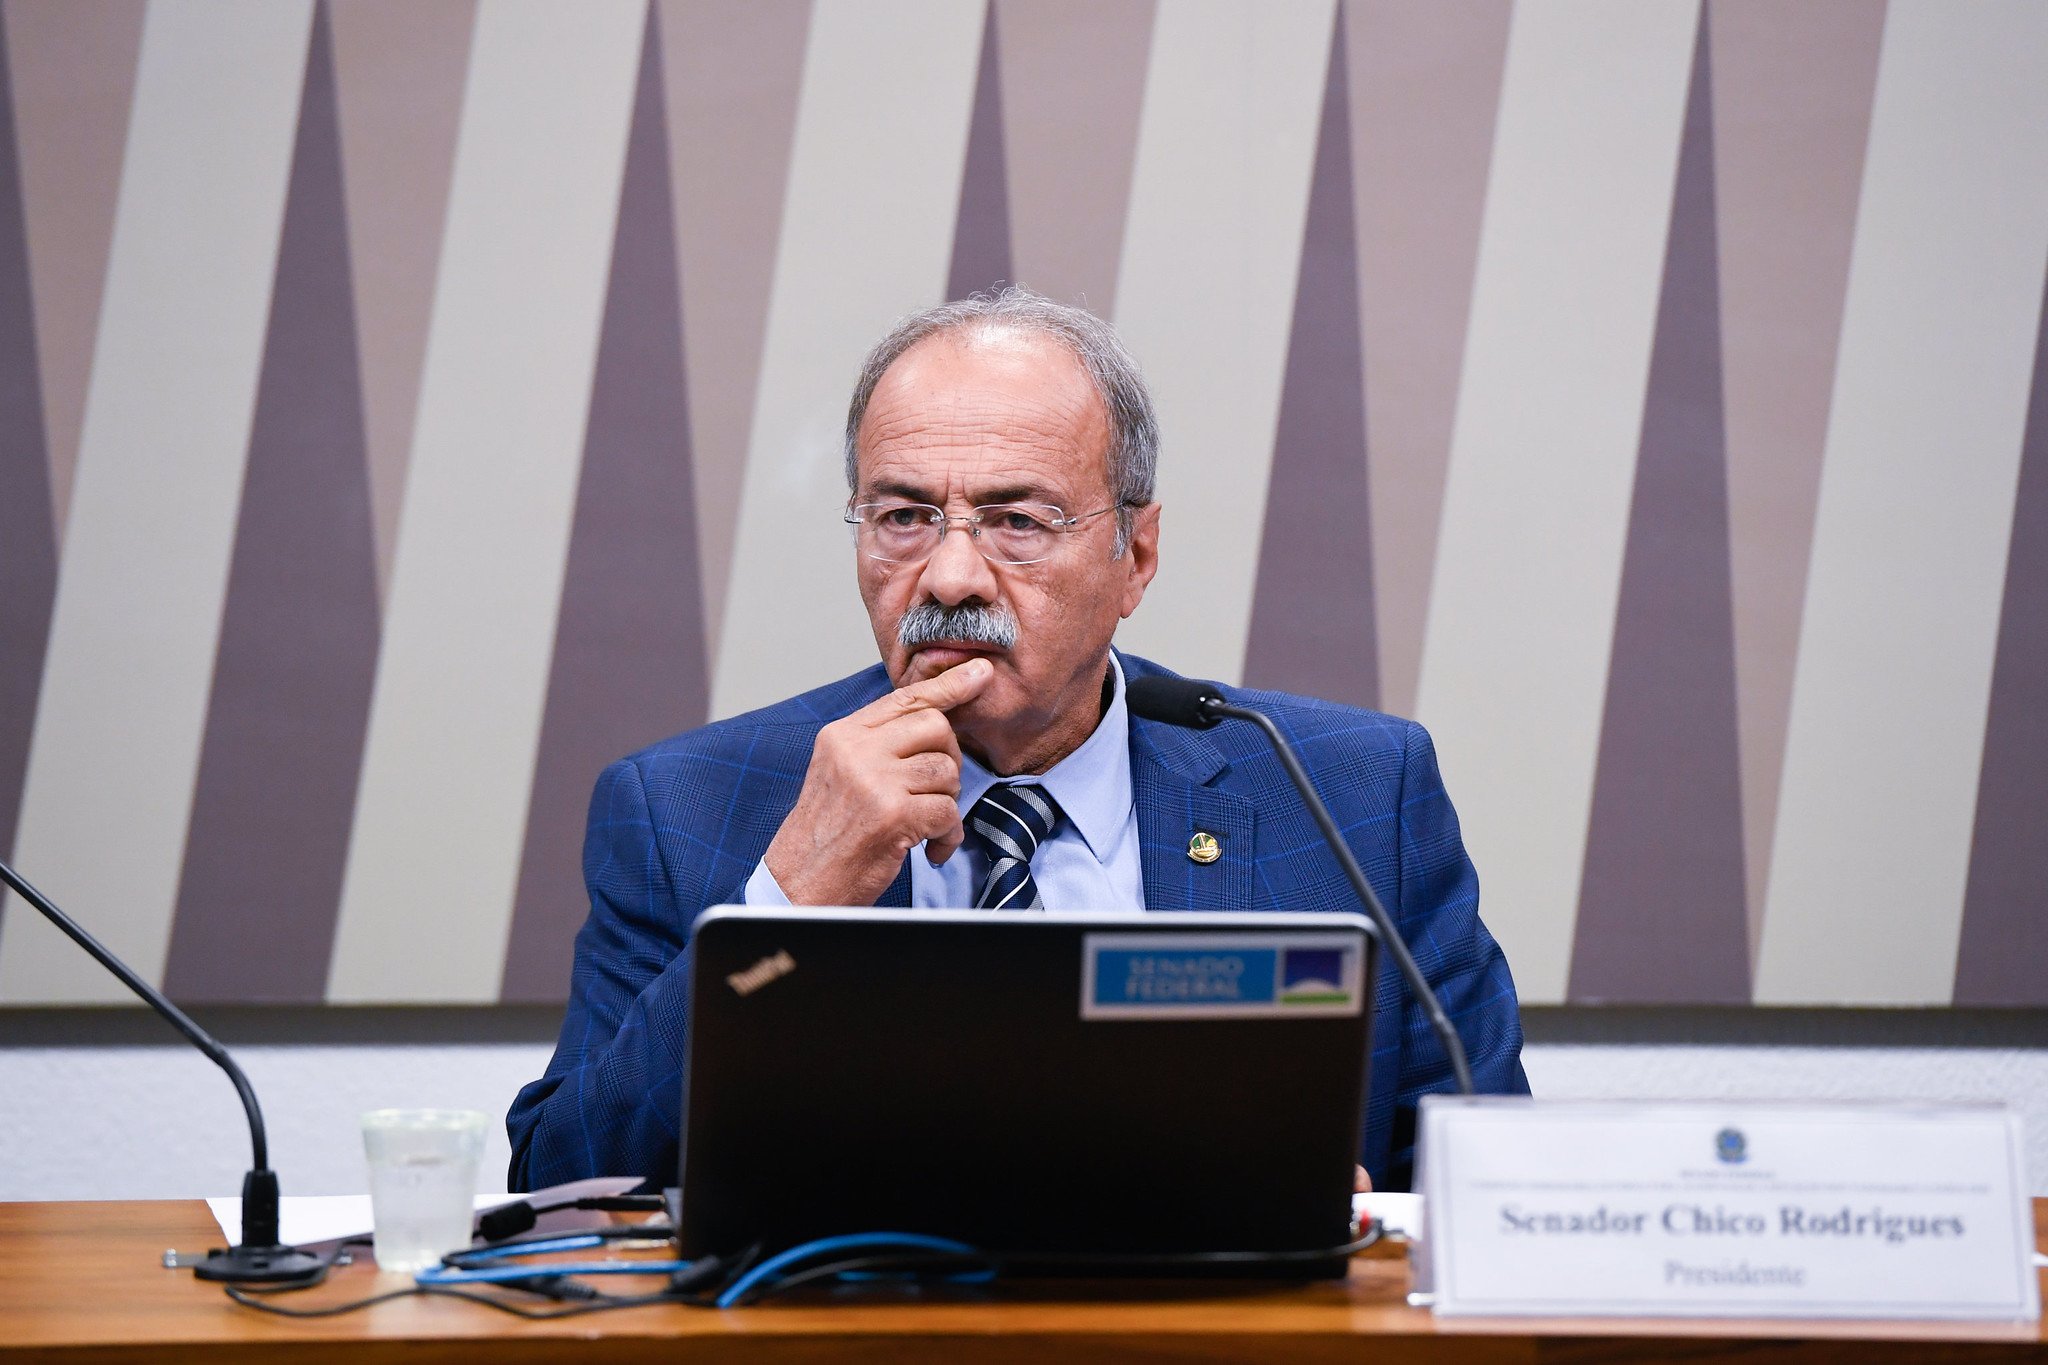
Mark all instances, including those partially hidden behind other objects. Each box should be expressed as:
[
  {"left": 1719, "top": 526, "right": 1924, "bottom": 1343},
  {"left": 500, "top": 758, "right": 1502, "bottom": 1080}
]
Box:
[{"left": 361, "top": 1108, "right": 488, "bottom": 1274}]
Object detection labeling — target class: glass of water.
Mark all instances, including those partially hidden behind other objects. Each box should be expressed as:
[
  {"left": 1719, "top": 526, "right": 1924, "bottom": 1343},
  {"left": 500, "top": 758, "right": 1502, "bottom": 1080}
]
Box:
[{"left": 361, "top": 1108, "right": 489, "bottom": 1274}]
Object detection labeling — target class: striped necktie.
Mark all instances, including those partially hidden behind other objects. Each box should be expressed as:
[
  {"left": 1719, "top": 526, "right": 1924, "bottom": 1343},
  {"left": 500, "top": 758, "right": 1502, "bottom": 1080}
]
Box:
[{"left": 966, "top": 783, "right": 1061, "bottom": 910}]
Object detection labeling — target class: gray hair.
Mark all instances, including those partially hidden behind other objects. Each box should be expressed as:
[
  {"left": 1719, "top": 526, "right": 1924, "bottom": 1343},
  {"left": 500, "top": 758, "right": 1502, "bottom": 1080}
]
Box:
[{"left": 843, "top": 286, "right": 1159, "bottom": 556}]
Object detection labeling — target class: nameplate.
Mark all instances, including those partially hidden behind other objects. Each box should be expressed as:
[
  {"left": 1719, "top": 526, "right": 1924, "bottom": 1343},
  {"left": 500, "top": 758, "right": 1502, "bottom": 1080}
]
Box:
[{"left": 1414, "top": 1098, "right": 2038, "bottom": 1321}]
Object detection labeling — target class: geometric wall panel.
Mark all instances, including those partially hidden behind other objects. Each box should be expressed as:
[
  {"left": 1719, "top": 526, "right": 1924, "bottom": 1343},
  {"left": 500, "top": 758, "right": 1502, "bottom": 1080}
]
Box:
[{"left": 3, "top": 0, "right": 2046, "bottom": 1005}]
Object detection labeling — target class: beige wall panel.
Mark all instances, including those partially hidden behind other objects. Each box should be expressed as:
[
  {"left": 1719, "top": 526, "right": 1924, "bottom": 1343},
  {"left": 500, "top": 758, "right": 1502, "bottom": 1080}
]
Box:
[
  {"left": 328, "top": 0, "right": 477, "bottom": 604},
  {"left": 0, "top": 0, "right": 312, "bottom": 1002},
  {"left": 1412, "top": 0, "right": 1700, "bottom": 1004},
  {"left": 1349, "top": 0, "right": 1512, "bottom": 722},
  {"left": 326, "top": 0, "right": 645, "bottom": 1003},
  {"left": 710, "top": 0, "right": 987, "bottom": 720},
  {"left": 1755, "top": 0, "right": 2048, "bottom": 1006},
  {"left": 4, "top": 0, "right": 147, "bottom": 543},
  {"left": 1109, "top": 0, "right": 1335, "bottom": 684},
  {"left": 1710, "top": 0, "right": 1886, "bottom": 968},
  {"left": 996, "top": 0, "right": 1156, "bottom": 314},
  {"left": 658, "top": 0, "right": 810, "bottom": 651}
]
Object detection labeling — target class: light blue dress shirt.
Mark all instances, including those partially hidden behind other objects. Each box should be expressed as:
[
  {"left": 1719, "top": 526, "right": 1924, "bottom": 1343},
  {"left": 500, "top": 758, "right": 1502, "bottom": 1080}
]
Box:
[{"left": 743, "top": 654, "right": 1145, "bottom": 910}]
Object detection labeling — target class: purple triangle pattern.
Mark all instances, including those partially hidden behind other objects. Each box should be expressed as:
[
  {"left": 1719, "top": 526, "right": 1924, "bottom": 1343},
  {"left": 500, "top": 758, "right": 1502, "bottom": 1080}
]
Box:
[
  {"left": 946, "top": 3, "right": 1013, "bottom": 299},
  {"left": 1954, "top": 268, "right": 2048, "bottom": 1005},
  {"left": 163, "top": 0, "right": 381, "bottom": 1002},
  {"left": 1244, "top": 7, "right": 1377, "bottom": 709},
  {"left": 1568, "top": 13, "right": 1749, "bottom": 1005},
  {"left": 0, "top": 4, "right": 56, "bottom": 873},
  {"left": 501, "top": 7, "right": 709, "bottom": 1002}
]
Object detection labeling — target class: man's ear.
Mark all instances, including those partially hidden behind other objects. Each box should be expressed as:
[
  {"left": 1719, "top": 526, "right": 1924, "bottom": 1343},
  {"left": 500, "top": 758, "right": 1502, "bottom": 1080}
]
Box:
[{"left": 1119, "top": 501, "right": 1162, "bottom": 619}]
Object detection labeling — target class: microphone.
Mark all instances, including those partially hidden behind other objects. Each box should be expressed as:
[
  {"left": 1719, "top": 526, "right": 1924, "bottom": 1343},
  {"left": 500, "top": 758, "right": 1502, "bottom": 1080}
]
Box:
[
  {"left": 0, "top": 858, "right": 324, "bottom": 1281},
  {"left": 1126, "top": 675, "right": 1475, "bottom": 1094}
]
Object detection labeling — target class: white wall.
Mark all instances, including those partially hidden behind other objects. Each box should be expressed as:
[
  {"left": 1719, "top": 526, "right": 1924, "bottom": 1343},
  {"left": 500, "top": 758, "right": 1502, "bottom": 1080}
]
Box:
[
  {"left": 2, "top": 1015, "right": 2044, "bottom": 1202},
  {"left": 0, "top": 1036, "right": 551, "bottom": 1201}
]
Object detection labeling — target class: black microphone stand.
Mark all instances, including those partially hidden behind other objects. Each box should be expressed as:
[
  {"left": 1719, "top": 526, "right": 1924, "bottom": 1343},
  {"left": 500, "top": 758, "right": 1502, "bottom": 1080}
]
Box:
[
  {"left": 1195, "top": 698, "right": 1476, "bottom": 1096},
  {"left": 0, "top": 858, "right": 324, "bottom": 1281}
]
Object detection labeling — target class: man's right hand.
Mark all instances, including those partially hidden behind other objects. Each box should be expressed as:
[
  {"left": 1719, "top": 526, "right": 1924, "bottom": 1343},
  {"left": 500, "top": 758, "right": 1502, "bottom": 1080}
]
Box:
[{"left": 763, "top": 658, "right": 994, "bottom": 906}]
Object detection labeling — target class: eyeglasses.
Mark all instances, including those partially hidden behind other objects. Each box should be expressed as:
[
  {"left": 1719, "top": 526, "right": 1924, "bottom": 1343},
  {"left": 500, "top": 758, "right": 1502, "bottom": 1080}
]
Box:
[{"left": 844, "top": 500, "right": 1128, "bottom": 566}]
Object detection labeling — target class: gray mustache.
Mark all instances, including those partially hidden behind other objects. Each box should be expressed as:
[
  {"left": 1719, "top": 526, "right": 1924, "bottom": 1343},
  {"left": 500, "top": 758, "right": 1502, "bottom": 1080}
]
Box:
[{"left": 898, "top": 601, "right": 1018, "bottom": 651}]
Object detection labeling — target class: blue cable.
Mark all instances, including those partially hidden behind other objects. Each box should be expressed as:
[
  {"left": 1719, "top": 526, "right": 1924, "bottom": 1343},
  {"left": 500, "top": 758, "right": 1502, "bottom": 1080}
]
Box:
[
  {"left": 714, "top": 1232, "right": 982, "bottom": 1308},
  {"left": 416, "top": 1260, "right": 694, "bottom": 1286},
  {"left": 448, "top": 1233, "right": 607, "bottom": 1263},
  {"left": 837, "top": 1267, "right": 995, "bottom": 1284},
  {"left": 423, "top": 1231, "right": 693, "bottom": 1288}
]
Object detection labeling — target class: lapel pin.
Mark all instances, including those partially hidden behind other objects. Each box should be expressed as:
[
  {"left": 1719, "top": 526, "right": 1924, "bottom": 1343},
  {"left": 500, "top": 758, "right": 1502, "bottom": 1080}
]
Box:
[{"left": 1187, "top": 832, "right": 1221, "bottom": 865}]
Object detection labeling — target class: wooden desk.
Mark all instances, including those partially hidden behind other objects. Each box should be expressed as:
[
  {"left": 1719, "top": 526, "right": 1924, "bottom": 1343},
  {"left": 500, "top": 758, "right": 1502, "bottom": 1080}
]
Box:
[{"left": 3, "top": 1199, "right": 2043, "bottom": 1362}]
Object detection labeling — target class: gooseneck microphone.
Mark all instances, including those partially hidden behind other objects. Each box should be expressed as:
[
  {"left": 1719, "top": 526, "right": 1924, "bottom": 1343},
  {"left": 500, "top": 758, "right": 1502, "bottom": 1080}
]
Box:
[
  {"left": 0, "top": 858, "right": 324, "bottom": 1281},
  {"left": 1126, "top": 675, "right": 1475, "bottom": 1095}
]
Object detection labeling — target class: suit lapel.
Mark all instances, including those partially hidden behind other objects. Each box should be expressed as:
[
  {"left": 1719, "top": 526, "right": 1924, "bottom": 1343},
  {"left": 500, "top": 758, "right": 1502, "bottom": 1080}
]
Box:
[{"left": 1129, "top": 714, "right": 1255, "bottom": 911}]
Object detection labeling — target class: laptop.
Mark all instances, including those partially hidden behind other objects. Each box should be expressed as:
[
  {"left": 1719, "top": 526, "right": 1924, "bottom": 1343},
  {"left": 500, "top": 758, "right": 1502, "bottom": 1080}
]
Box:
[{"left": 676, "top": 908, "right": 1379, "bottom": 1277}]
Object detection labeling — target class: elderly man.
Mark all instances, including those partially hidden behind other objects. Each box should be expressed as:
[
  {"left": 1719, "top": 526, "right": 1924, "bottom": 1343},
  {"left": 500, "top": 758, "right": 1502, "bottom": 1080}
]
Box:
[{"left": 508, "top": 288, "right": 1526, "bottom": 1194}]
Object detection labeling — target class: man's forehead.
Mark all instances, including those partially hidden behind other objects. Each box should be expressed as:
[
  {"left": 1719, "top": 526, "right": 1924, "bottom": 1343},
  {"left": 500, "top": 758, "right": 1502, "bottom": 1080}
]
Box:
[
  {"left": 858, "top": 443, "right": 1090, "bottom": 507},
  {"left": 869, "top": 327, "right": 1096, "bottom": 413},
  {"left": 855, "top": 329, "right": 1111, "bottom": 496}
]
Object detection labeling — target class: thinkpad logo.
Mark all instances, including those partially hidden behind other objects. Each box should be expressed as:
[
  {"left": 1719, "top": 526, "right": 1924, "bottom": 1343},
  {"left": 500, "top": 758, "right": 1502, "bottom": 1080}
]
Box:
[{"left": 726, "top": 950, "right": 796, "bottom": 997}]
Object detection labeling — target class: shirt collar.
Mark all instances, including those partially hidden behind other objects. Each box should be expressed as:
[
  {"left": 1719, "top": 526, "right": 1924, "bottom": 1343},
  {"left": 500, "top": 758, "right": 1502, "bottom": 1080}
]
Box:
[{"left": 957, "top": 654, "right": 1132, "bottom": 862}]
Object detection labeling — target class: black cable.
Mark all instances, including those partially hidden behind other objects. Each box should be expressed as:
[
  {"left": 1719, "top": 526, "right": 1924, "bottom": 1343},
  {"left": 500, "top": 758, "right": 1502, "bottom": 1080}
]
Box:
[
  {"left": 227, "top": 1228, "right": 667, "bottom": 1301},
  {"left": 226, "top": 1282, "right": 681, "bottom": 1320},
  {"left": 227, "top": 1232, "right": 759, "bottom": 1319},
  {"left": 723, "top": 1224, "right": 1385, "bottom": 1307},
  {"left": 485, "top": 1276, "right": 603, "bottom": 1301},
  {"left": 730, "top": 1251, "right": 995, "bottom": 1306},
  {"left": 226, "top": 1284, "right": 424, "bottom": 1317},
  {"left": 223, "top": 1224, "right": 1384, "bottom": 1318},
  {"left": 668, "top": 1244, "right": 759, "bottom": 1299},
  {"left": 417, "top": 1284, "right": 680, "bottom": 1319}
]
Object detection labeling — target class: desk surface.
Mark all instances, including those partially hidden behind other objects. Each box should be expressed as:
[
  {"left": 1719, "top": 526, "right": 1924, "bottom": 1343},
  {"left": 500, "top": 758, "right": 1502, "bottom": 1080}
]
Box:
[{"left": 3, "top": 1199, "right": 2043, "bottom": 1363}]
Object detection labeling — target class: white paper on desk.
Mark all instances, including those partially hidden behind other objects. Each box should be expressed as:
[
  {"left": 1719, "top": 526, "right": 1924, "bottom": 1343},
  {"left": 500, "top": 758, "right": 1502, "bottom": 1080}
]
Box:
[
  {"left": 1354, "top": 1191, "right": 1422, "bottom": 1241},
  {"left": 206, "top": 1176, "right": 644, "bottom": 1250}
]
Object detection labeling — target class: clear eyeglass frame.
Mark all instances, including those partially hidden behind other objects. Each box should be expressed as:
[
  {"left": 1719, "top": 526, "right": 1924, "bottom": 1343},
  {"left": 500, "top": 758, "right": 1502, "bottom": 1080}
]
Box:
[{"left": 844, "top": 500, "right": 1128, "bottom": 566}]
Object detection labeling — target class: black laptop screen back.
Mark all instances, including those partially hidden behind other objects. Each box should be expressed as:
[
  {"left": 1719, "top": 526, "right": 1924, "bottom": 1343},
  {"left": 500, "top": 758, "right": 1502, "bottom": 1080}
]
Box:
[{"left": 679, "top": 911, "right": 1377, "bottom": 1267}]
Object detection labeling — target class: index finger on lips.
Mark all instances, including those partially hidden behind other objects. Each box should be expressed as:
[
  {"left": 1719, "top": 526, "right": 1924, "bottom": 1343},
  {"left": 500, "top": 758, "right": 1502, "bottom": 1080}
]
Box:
[{"left": 864, "top": 657, "right": 994, "bottom": 724}]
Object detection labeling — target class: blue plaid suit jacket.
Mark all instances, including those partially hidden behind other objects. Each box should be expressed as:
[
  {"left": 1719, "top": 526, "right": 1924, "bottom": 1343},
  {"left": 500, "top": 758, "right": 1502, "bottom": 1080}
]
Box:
[{"left": 507, "top": 651, "right": 1527, "bottom": 1193}]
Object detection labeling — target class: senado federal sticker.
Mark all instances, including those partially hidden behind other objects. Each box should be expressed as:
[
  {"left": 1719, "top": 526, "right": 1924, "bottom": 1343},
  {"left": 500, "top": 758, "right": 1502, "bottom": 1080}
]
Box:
[{"left": 1080, "top": 932, "right": 1365, "bottom": 1020}]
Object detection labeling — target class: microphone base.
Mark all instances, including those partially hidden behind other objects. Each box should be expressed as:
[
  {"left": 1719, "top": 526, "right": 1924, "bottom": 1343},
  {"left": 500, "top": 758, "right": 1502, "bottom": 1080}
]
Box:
[{"left": 192, "top": 1243, "right": 325, "bottom": 1283}]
